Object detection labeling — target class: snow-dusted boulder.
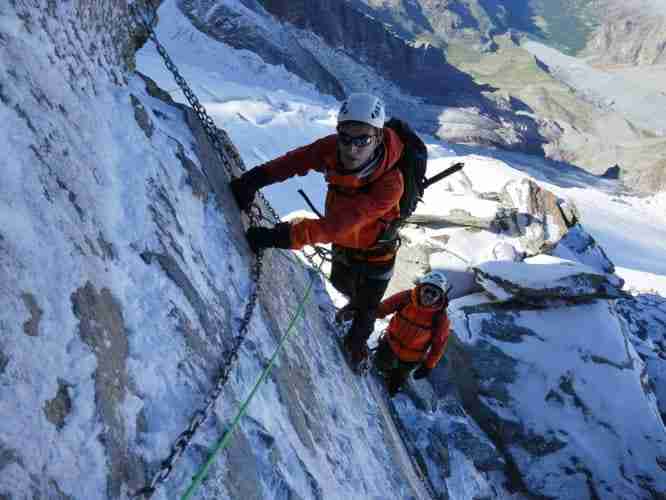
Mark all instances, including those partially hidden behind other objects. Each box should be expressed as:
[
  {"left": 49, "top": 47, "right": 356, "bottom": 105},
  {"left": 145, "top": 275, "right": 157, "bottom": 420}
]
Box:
[
  {"left": 548, "top": 224, "right": 616, "bottom": 275},
  {"left": 474, "top": 255, "right": 626, "bottom": 303},
  {"left": 446, "top": 298, "right": 666, "bottom": 499}
]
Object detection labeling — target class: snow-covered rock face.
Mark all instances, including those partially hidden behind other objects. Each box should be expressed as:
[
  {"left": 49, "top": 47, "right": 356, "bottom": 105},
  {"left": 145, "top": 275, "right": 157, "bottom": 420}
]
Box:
[
  {"left": 392, "top": 393, "right": 515, "bottom": 500},
  {"left": 446, "top": 298, "right": 666, "bottom": 499},
  {"left": 615, "top": 293, "right": 666, "bottom": 421}
]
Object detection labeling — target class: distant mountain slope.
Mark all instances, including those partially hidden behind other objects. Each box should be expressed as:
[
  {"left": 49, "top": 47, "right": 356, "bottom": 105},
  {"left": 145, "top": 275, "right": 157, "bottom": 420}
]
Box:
[
  {"left": 580, "top": 0, "right": 666, "bottom": 65},
  {"left": 353, "top": 0, "right": 599, "bottom": 54}
]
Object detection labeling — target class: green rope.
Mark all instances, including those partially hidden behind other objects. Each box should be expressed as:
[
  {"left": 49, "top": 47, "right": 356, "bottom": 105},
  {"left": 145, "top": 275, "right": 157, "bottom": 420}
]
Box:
[{"left": 181, "top": 266, "right": 319, "bottom": 499}]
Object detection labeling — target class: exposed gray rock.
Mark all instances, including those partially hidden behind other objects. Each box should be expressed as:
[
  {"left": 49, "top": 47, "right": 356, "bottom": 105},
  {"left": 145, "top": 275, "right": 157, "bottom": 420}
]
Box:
[
  {"left": 415, "top": 177, "right": 580, "bottom": 259},
  {"left": 0, "top": 349, "right": 8, "bottom": 375},
  {"left": 408, "top": 211, "right": 495, "bottom": 230},
  {"left": 71, "top": 282, "right": 143, "bottom": 498},
  {"left": 500, "top": 178, "right": 576, "bottom": 254},
  {"left": 410, "top": 177, "right": 595, "bottom": 303},
  {"left": 0, "top": 444, "right": 21, "bottom": 472},
  {"left": 130, "top": 94, "right": 154, "bottom": 138},
  {"left": 43, "top": 380, "right": 72, "bottom": 431},
  {"left": 20, "top": 292, "right": 42, "bottom": 337},
  {"left": 601, "top": 164, "right": 622, "bottom": 180}
]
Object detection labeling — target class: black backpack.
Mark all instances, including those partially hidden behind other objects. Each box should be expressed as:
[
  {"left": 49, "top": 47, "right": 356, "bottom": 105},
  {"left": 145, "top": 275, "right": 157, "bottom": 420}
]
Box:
[{"left": 377, "top": 118, "right": 429, "bottom": 244}]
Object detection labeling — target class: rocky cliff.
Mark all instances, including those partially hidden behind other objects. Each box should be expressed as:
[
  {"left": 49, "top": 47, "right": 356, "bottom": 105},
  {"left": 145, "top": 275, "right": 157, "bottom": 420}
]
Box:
[{"left": 255, "top": 0, "right": 475, "bottom": 101}]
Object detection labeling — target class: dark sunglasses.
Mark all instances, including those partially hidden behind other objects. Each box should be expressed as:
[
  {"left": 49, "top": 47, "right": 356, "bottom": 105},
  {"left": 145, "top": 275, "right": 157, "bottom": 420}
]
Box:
[{"left": 337, "top": 130, "right": 377, "bottom": 148}]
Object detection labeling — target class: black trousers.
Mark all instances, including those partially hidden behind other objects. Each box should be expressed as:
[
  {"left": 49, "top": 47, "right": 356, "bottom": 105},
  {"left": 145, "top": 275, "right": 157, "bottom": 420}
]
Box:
[
  {"left": 329, "top": 247, "right": 394, "bottom": 345},
  {"left": 374, "top": 338, "right": 419, "bottom": 395}
]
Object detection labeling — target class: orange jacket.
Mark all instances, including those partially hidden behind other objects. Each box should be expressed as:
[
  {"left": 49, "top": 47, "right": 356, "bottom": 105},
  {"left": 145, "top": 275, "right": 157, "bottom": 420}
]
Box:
[
  {"left": 377, "top": 287, "right": 450, "bottom": 369},
  {"left": 258, "top": 128, "right": 404, "bottom": 253}
]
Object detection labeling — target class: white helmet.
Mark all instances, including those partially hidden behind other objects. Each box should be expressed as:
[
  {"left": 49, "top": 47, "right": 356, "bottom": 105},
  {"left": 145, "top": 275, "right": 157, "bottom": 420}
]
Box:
[
  {"left": 337, "top": 93, "right": 386, "bottom": 129},
  {"left": 419, "top": 271, "right": 451, "bottom": 294}
]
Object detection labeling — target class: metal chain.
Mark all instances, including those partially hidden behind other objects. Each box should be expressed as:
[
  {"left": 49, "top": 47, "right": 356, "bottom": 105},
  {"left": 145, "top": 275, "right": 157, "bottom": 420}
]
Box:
[
  {"left": 128, "top": 3, "right": 325, "bottom": 497},
  {"left": 129, "top": 3, "right": 266, "bottom": 497}
]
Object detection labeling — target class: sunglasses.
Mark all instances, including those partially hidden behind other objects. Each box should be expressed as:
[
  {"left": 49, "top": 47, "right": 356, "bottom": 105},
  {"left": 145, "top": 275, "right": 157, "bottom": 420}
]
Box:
[
  {"left": 420, "top": 285, "right": 443, "bottom": 299},
  {"left": 337, "top": 130, "right": 377, "bottom": 148}
]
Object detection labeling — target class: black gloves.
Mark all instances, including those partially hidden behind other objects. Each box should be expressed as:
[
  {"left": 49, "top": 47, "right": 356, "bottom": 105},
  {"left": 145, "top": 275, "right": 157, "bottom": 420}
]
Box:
[
  {"left": 232, "top": 169, "right": 289, "bottom": 252},
  {"left": 246, "top": 222, "right": 292, "bottom": 253},
  {"left": 413, "top": 365, "right": 432, "bottom": 380},
  {"left": 230, "top": 167, "right": 271, "bottom": 212}
]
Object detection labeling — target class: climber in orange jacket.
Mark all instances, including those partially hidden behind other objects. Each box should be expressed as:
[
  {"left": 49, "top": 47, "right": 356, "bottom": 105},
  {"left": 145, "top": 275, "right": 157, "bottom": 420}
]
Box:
[
  {"left": 374, "top": 271, "right": 451, "bottom": 396},
  {"left": 230, "top": 93, "right": 404, "bottom": 371}
]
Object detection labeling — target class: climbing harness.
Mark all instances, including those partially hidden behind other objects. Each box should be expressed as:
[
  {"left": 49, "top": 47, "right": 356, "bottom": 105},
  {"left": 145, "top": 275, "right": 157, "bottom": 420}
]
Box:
[{"left": 128, "top": 3, "right": 326, "bottom": 498}]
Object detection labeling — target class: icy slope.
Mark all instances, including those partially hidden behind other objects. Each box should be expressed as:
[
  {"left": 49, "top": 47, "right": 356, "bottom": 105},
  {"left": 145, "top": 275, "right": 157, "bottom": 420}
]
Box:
[{"left": 0, "top": 2, "right": 439, "bottom": 499}]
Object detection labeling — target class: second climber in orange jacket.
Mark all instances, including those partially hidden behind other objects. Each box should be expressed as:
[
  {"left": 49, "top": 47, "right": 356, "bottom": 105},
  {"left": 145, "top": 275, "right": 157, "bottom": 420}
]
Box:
[
  {"left": 229, "top": 93, "right": 405, "bottom": 371},
  {"left": 374, "top": 271, "right": 451, "bottom": 396}
]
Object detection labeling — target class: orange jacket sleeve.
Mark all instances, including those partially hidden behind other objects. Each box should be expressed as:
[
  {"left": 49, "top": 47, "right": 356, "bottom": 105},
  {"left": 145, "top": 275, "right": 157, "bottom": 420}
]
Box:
[
  {"left": 258, "top": 136, "right": 333, "bottom": 182},
  {"left": 424, "top": 315, "right": 450, "bottom": 369},
  {"left": 289, "top": 168, "right": 403, "bottom": 249},
  {"left": 377, "top": 290, "right": 411, "bottom": 319}
]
